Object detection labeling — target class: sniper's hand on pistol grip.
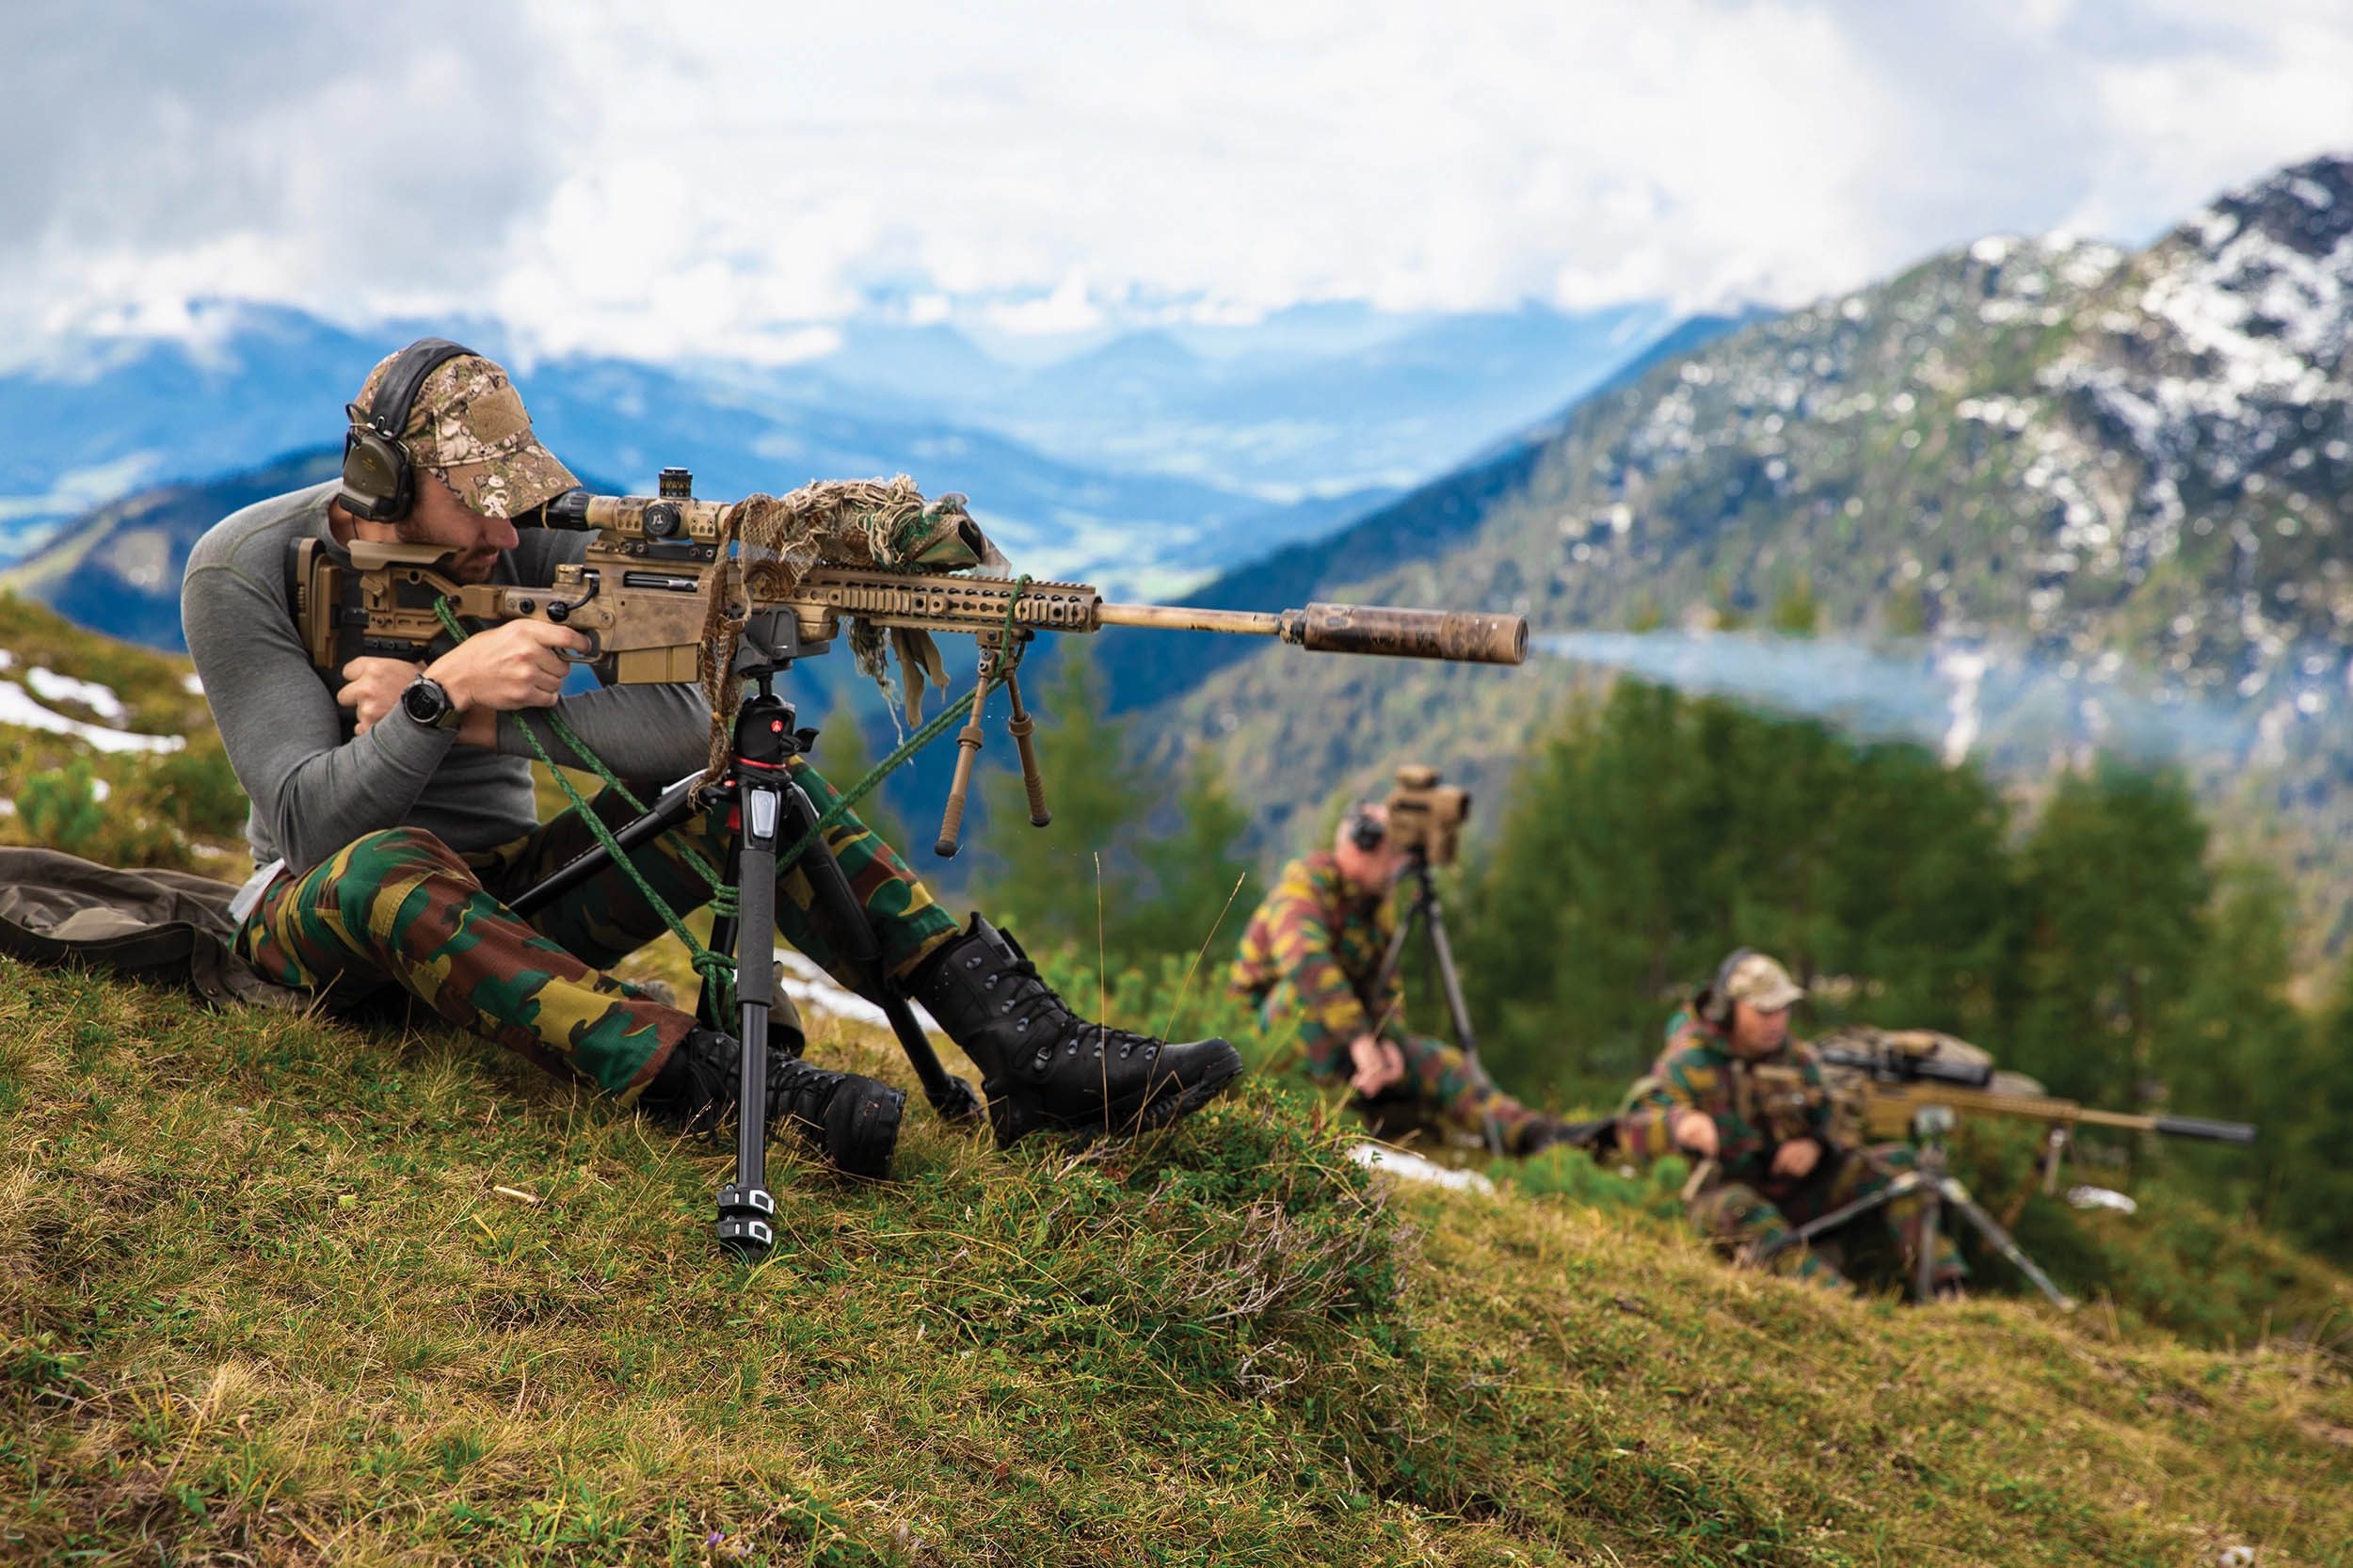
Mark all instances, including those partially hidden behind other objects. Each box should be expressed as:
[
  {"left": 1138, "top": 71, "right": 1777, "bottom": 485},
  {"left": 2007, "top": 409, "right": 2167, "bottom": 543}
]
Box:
[{"left": 428, "top": 619, "right": 592, "bottom": 714}]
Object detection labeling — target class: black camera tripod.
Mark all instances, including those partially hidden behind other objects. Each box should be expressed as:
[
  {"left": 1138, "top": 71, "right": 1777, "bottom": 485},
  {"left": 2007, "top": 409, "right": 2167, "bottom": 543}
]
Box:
[
  {"left": 508, "top": 627, "right": 982, "bottom": 1258},
  {"left": 1754, "top": 1105, "right": 2075, "bottom": 1309},
  {"left": 1366, "top": 847, "right": 1504, "bottom": 1156}
]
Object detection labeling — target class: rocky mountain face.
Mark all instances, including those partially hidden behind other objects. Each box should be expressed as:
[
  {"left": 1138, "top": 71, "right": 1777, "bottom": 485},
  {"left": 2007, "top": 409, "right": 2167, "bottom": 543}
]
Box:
[{"left": 1161, "top": 154, "right": 2353, "bottom": 942}]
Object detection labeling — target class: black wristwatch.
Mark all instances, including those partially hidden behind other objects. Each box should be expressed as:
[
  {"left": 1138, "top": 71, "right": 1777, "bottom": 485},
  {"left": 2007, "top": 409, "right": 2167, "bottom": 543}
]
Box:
[{"left": 400, "top": 674, "right": 462, "bottom": 731}]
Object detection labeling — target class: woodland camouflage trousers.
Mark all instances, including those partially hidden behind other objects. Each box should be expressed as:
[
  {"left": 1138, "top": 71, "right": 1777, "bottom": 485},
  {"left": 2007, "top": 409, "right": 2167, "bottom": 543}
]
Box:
[
  {"left": 1687, "top": 1144, "right": 1968, "bottom": 1292},
  {"left": 1363, "top": 1032, "right": 1544, "bottom": 1151},
  {"left": 235, "top": 758, "right": 959, "bottom": 1101}
]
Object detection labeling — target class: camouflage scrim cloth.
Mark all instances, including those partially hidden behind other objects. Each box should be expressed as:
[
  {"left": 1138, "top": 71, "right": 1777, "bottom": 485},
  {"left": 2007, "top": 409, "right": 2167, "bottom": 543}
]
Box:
[
  {"left": 353, "top": 349, "right": 578, "bottom": 520},
  {"left": 1623, "top": 1035, "right": 1963, "bottom": 1289},
  {"left": 238, "top": 759, "right": 958, "bottom": 1098},
  {"left": 1227, "top": 851, "right": 1540, "bottom": 1149}
]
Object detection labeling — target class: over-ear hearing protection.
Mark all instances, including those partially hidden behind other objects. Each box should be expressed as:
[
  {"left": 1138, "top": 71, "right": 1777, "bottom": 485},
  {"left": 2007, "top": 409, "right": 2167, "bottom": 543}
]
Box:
[
  {"left": 1345, "top": 801, "right": 1386, "bottom": 851},
  {"left": 337, "top": 337, "right": 477, "bottom": 523},
  {"left": 1700, "top": 946, "right": 1758, "bottom": 1030}
]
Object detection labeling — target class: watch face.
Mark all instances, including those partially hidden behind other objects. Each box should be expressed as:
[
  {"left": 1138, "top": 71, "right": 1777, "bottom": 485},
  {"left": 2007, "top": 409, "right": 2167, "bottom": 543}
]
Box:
[{"left": 404, "top": 678, "right": 449, "bottom": 726}]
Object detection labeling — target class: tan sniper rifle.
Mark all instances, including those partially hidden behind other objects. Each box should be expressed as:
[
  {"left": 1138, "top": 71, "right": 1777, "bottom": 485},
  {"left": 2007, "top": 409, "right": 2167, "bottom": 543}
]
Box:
[{"left": 293, "top": 474, "right": 1528, "bottom": 855}]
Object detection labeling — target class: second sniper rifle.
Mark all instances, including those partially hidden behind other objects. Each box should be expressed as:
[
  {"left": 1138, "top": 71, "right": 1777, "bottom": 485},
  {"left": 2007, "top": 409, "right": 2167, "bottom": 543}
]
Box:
[{"left": 291, "top": 472, "right": 1530, "bottom": 855}]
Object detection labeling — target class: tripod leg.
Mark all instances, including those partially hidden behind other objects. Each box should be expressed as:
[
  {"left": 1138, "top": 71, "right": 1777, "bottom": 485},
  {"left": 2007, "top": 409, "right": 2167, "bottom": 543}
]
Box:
[
  {"left": 1914, "top": 1187, "right": 1942, "bottom": 1304},
  {"left": 508, "top": 771, "right": 708, "bottom": 920},
  {"left": 1753, "top": 1171, "right": 1925, "bottom": 1262},
  {"left": 776, "top": 778, "right": 983, "bottom": 1124},
  {"left": 714, "top": 777, "right": 780, "bottom": 1258},
  {"left": 1943, "top": 1182, "right": 2077, "bottom": 1311},
  {"left": 1417, "top": 877, "right": 1501, "bottom": 1157},
  {"left": 700, "top": 833, "right": 742, "bottom": 1035},
  {"left": 1370, "top": 899, "right": 1417, "bottom": 1006}
]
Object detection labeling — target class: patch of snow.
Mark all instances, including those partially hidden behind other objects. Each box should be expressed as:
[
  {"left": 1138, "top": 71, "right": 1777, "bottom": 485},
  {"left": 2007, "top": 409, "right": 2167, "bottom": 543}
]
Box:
[
  {"left": 2139, "top": 219, "right": 2349, "bottom": 402},
  {"left": 775, "top": 950, "right": 940, "bottom": 1033},
  {"left": 27, "top": 666, "right": 127, "bottom": 722},
  {"left": 182, "top": 672, "right": 204, "bottom": 696},
  {"left": 1349, "top": 1143, "right": 1497, "bottom": 1195},
  {"left": 0, "top": 681, "right": 184, "bottom": 754}
]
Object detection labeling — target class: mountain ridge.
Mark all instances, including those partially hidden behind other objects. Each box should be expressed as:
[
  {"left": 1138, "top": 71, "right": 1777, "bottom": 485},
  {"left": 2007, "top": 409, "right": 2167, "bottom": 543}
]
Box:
[{"left": 1149, "top": 152, "right": 2353, "bottom": 942}]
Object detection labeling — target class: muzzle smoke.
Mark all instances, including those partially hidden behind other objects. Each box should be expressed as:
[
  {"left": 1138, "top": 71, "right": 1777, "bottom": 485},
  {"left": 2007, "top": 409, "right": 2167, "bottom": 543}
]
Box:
[{"left": 1534, "top": 630, "right": 2332, "bottom": 770}]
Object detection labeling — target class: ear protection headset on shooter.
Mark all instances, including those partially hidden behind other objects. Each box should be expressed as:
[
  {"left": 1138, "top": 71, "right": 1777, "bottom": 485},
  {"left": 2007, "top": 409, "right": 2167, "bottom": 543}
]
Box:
[
  {"left": 337, "top": 337, "right": 477, "bottom": 523},
  {"left": 1699, "top": 946, "right": 1759, "bottom": 1030},
  {"left": 1345, "top": 800, "right": 1386, "bottom": 851}
]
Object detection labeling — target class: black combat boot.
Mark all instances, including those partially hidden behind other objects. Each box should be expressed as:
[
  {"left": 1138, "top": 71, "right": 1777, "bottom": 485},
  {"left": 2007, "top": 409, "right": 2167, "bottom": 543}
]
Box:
[
  {"left": 643, "top": 1029, "right": 905, "bottom": 1178},
  {"left": 908, "top": 915, "right": 1244, "bottom": 1148}
]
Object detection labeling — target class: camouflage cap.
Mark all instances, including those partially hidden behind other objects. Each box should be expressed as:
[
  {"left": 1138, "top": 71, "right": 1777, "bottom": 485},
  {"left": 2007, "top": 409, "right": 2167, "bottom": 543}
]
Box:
[
  {"left": 1722, "top": 952, "right": 1804, "bottom": 1013},
  {"left": 352, "top": 350, "right": 577, "bottom": 520}
]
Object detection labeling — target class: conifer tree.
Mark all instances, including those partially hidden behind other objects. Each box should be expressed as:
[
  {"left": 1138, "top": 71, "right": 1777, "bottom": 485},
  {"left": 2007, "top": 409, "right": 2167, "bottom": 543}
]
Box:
[
  {"left": 812, "top": 699, "right": 912, "bottom": 857},
  {"left": 1128, "top": 747, "right": 1257, "bottom": 968},
  {"left": 2007, "top": 760, "right": 2209, "bottom": 1110},
  {"left": 2168, "top": 859, "right": 2306, "bottom": 1223},
  {"left": 2281, "top": 960, "right": 2353, "bottom": 1262},
  {"left": 968, "top": 647, "right": 1151, "bottom": 962}
]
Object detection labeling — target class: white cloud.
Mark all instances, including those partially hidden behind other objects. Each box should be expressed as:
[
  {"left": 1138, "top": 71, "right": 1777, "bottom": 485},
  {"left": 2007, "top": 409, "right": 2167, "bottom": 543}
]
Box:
[{"left": 4, "top": 0, "right": 2349, "bottom": 359}]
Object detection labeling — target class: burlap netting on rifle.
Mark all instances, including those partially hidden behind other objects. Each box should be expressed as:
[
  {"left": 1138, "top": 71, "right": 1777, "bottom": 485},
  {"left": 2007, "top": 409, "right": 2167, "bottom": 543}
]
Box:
[{"left": 694, "top": 476, "right": 1011, "bottom": 779}]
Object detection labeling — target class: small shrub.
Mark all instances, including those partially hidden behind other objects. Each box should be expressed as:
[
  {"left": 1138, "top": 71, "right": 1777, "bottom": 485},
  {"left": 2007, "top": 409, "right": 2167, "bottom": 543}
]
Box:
[
  {"left": 146, "top": 745, "right": 249, "bottom": 839},
  {"left": 18, "top": 759, "right": 105, "bottom": 855}
]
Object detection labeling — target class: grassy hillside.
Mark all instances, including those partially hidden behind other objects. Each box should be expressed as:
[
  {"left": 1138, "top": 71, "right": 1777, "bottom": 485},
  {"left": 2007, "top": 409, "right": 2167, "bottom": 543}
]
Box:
[{"left": 5, "top": 956, "right": 2349, "bottom": 1566}]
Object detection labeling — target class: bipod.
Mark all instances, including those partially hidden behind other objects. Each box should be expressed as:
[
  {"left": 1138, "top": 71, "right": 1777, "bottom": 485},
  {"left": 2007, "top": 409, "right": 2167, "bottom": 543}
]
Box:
[
  {"left": 510, "top": 653, "right": 983, "bottom": 1260},
  {"left": 1756, "top": 1106, "right": 2077, "bottom": 1310},
  {"left": 1369, "top": 849, "right": 1503, "bottom": 1156}
]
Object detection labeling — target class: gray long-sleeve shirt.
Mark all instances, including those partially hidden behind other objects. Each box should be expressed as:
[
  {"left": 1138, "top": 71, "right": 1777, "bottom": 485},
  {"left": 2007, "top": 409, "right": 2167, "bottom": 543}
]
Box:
[{"left": 183, "top": 482, "right": 711, "bottom": 873}]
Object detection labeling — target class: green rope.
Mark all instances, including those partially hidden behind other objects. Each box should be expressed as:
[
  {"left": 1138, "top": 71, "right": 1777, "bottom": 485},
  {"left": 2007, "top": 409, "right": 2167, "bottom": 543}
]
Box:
[
  {"left": 770, "top": 574, "right": 1036, "bottom": 870},
  {"left": 428, "top": 573, "right": 1035, "bottom": 1022},
  {"left": 432, "top": 599, "right": 738, "bottom": 1014}
]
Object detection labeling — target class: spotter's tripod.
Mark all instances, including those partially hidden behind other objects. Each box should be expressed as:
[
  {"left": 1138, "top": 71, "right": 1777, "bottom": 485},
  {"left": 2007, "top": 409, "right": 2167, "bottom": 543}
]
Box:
[
  {"left": 1756, "top": 1105, "right": 2076, "bottom": 1309},
  {"left": 509, "top": 635, "right": 982, "bottom": 1259},
  {"left": 1366, "top": 849, "right": 1503, "bottom": 1156}
]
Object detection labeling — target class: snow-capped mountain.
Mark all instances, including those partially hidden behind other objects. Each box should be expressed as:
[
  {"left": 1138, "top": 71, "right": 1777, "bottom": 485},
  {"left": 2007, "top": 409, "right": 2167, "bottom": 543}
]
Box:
[{"left": 1154, "top": 153, "right": 2353, "bottom": 934}]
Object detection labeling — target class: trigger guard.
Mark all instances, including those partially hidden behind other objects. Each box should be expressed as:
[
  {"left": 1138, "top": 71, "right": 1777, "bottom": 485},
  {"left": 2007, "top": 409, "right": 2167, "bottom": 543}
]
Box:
[{"left": 559, "top": 632, "right": 601, "bottom": 664}]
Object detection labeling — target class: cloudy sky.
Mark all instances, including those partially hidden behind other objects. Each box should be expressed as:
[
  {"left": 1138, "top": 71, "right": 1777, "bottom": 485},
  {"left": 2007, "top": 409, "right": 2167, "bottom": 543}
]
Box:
[{"left": 6, "top": 0, "right": 2350, "bottom": 361}]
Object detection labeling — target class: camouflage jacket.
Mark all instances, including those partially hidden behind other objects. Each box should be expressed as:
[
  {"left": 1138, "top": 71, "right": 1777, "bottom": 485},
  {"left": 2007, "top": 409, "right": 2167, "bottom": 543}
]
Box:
[
  {"left": 1227, "top": 852, "right": 1402, "bottom": 1077},
  {"left": 1618, "top": 1035, "right": 1845, "bottom": 1190}
]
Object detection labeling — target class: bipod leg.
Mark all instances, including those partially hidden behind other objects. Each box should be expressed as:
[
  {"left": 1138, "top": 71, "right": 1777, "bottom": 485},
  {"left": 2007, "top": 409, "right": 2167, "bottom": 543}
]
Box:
[
  {"left": 1001, "top": 666, "right": 1050, "bottom": 827},
  {"left": 774, "top": 776, "right": 983, "bottom": 1126},
  {"left": 1940, "top": 1180, "right": 2077, "bottom": 1312}
]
